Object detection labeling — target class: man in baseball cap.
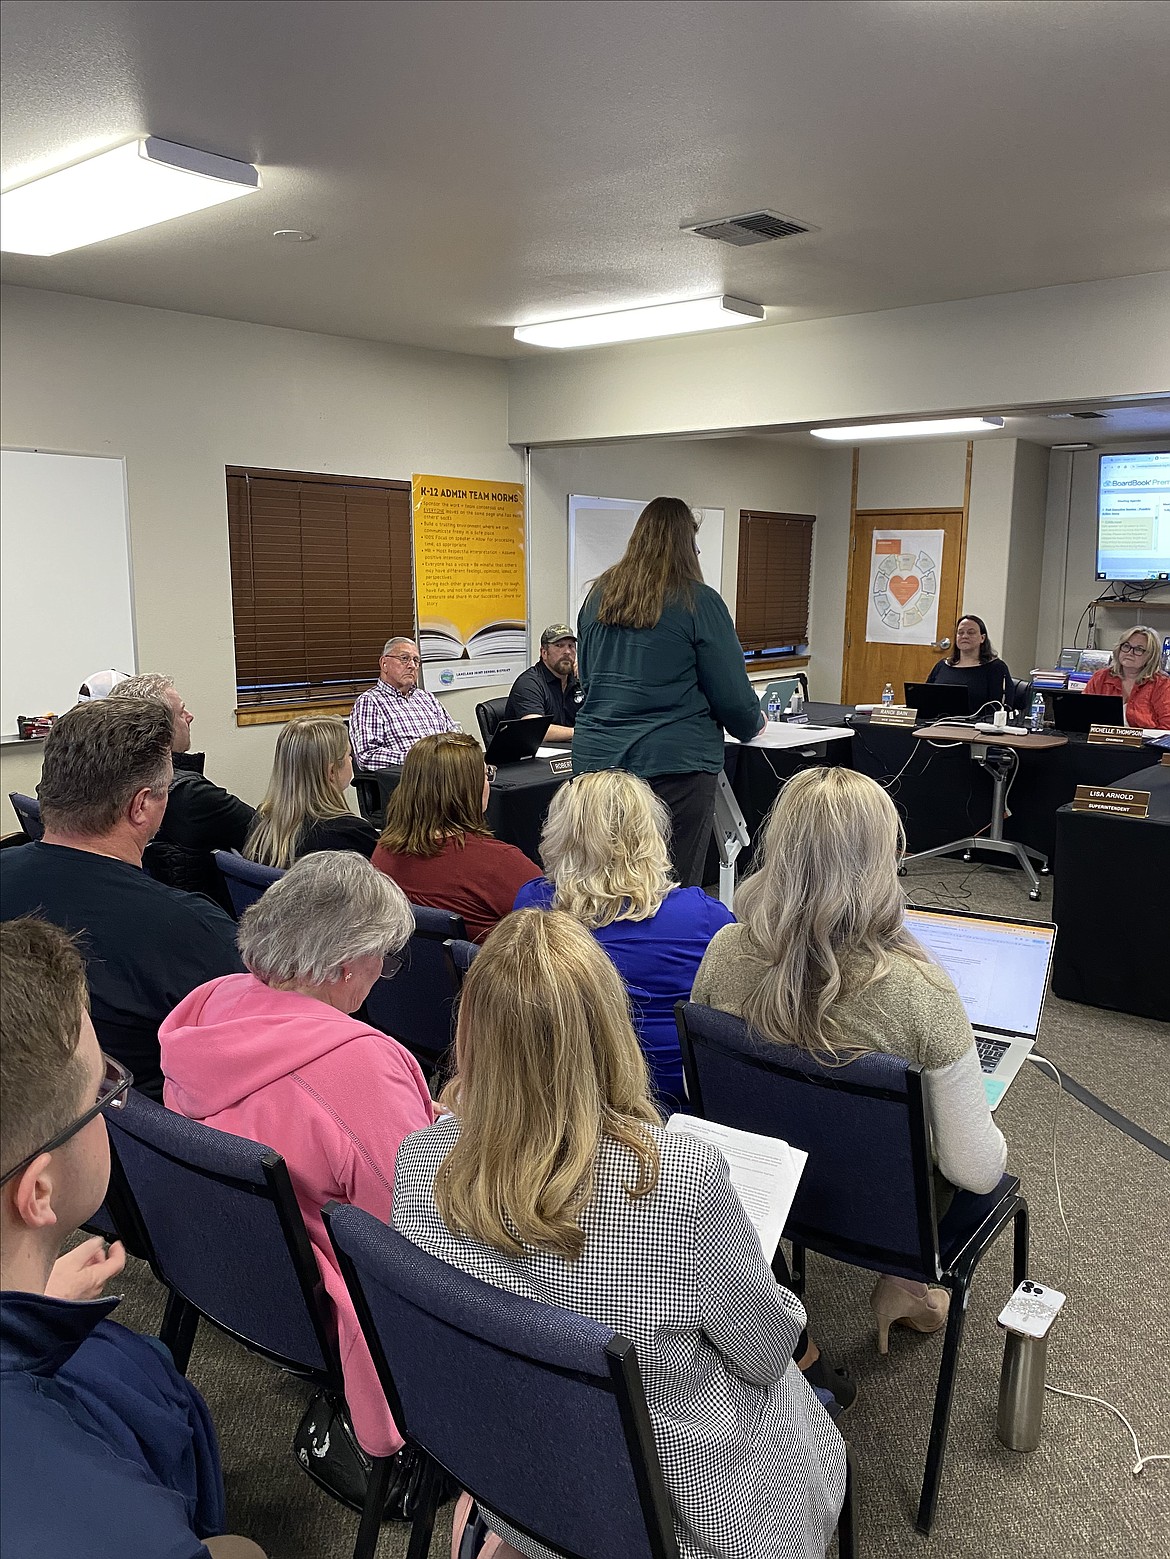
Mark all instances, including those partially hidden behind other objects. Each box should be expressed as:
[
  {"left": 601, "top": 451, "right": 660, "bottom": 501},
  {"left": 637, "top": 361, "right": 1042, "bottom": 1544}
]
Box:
[{"left": 503, "top": 624, "right": 582, "bottom": 744}]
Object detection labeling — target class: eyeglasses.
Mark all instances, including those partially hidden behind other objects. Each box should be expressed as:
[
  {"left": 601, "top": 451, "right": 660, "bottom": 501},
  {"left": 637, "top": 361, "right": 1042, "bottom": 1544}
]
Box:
[
  {"left": 1119, "top": 641, "right": 1146, "bottom": 655},
  {"left": 388, "top": 653, "right": 422, "bottom": 666},
  {"left": 484, "top": 764, "right": 497, "bottom": 784},
  {"left": 380, "top": 951, "right": 405, "bottom": 982},
  {"left": 0, "top": 1053, "right": 133, "bottom": 1187}
]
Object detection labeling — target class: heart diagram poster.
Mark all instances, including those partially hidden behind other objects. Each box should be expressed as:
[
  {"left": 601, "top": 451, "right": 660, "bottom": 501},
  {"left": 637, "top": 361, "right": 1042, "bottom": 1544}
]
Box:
[
  {"left": 412, "top": 474, "right": 527, "bottom": 690},
  {"left": 865, "top": 530, "right": 944, "bottom": 645}
]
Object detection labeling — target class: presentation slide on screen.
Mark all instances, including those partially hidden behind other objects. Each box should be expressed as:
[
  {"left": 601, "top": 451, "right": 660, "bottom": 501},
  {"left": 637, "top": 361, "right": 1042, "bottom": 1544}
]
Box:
[
  {"left": 1096, "top": 451, "right": 1170, "bottom": 581},
  {"left": 904, "top": 912, "right": 1052, "bottom": 1035}
]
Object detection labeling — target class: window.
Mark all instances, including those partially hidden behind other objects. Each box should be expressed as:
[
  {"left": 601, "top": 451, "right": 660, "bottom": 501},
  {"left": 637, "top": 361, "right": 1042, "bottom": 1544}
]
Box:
[
  {"left": 734, "top": 510, "right": 814, "bottom": 667},
  {"left": 226, "top": 467, "right": 414, "bottom": 716}
]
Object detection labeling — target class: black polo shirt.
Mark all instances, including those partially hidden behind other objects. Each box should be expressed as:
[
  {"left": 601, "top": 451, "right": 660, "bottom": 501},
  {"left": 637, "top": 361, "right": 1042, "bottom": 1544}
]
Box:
[{"left": 504, "top": 660, "right": 584, "bottom": 729}]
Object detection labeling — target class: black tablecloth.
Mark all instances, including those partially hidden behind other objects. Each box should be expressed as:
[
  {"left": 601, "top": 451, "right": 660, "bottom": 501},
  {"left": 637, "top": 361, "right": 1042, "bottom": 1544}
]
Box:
[
  {"left": 848, "top": 715, "right": 1155, "bottom": 863},
  {"left": 1051, "top": 763, "right": 1170, "bottom": 1020}
]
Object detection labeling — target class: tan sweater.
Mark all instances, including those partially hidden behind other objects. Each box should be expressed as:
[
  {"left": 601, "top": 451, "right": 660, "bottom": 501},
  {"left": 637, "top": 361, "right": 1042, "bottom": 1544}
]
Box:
[{"left": 691, "top": 924, "right": 1007, "bottom": 1194}]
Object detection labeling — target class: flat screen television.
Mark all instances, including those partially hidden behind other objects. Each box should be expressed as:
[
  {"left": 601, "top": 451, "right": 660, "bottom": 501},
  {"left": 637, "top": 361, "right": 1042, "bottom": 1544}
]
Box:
[{"left": 1096, "top": 450, "right": 1170, "bottom": 582}]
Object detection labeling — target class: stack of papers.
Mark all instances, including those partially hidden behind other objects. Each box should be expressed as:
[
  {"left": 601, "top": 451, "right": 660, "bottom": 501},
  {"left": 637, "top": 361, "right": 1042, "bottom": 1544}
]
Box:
[{"left": 666, "top": 1115, "right": 807, "bottom": 1259}]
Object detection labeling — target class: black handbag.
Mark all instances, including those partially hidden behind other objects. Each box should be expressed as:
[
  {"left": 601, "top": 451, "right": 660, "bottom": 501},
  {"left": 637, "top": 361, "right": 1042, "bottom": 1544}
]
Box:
[{"left": 293, "top": 1389, "right": 427, "bottom": 1519}]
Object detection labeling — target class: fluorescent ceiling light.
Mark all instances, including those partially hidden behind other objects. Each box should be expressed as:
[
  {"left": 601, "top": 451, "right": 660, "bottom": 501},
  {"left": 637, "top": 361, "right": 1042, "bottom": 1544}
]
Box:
[
  {"left": 514, "top": 295, "right": 764, "bottom": 349},
  {"left": 1, "top": 138, "right": 260, "bottom": 256},
  {"left": 810, "top": 416, "right": 1005, "bottom": 441}
]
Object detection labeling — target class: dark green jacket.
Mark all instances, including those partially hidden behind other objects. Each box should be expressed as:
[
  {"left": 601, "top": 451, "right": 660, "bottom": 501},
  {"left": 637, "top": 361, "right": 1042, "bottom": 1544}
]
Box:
[{"left": 573, "top": 581, "right": 763, "bottom": 777}]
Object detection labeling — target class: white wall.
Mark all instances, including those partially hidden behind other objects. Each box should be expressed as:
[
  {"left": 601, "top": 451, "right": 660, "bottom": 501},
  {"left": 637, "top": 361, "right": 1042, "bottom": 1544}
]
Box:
[
  {"left": 507, "top": 273, "right": 1170, "bottom": 445},
  {"left": 855, "top": 440, "right": 967, "bottom": 510},
  {"left": 526, "top": 438, "right": 822, "bottom": 647},
  {"left": 0, "top": 285, "right": 518, "bottom": 830},
  {"left": 1037, "top": 437, "right": 1170, "bottom": 664}
]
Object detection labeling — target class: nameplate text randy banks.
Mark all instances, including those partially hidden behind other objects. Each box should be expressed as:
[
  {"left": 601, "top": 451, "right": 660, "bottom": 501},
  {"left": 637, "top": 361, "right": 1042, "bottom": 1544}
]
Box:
[
  {"left": 1071, "top": 785, "right": 1151, "bottom": 819},
  {"left": 1087, "top": 723, "right": 1143, "bottom": 748}
]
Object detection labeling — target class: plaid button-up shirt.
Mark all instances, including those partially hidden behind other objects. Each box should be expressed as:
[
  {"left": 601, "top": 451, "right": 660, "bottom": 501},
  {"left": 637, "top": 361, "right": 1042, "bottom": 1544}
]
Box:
[{"left": 349, "top": 679, "right": 456, "bottom": 768}]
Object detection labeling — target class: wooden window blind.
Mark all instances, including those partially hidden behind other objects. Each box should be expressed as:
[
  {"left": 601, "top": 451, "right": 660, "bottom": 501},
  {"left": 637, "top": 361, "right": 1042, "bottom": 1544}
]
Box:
[
  {"left": 226, "top": 467, "right": 414, "bottom": 709},
  {"left": 735, "top": 510, "right": 815, "bottom": 665}
]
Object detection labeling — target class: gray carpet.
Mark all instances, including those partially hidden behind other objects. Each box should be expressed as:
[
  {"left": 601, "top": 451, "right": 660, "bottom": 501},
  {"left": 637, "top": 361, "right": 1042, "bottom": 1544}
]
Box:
[{"left": 106, "top": 854, "right": 1169, "bottom": 1558}]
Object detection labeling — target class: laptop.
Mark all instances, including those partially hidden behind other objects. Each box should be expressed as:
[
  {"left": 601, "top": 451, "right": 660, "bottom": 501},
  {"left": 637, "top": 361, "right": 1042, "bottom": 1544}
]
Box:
[
  {"left": 903, "top": 906, "right": 1057, "bottom": 1110},
  {"left": 484, "top": 714, "right": 552, "bottom": 766},
  {"left": 1050, "top": 691, "right": 1125, "bottom": 733},
  {"left": 904, "top": 682, "right": 972, "bottom": 722}
]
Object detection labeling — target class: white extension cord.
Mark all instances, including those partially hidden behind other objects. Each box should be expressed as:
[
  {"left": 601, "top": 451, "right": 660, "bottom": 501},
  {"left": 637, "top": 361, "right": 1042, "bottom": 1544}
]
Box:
[{"left": 1025, "top": 1053, "right": 1167, "bottom": 1478}]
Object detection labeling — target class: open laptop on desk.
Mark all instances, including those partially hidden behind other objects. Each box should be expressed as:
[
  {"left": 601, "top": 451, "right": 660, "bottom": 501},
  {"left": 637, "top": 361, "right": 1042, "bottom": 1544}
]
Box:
[
  {"left": 1051, "top": 691, "right": 1125, "bottom": 732},
  {"left": 484, "top": 714, "right": 551, "bottom": 766},
  {"left": 903, "top": 906, "right": 1056, "bottom": 1110},
  {"left": 904, "top": 682, "right": 972, "bottom": 722}
]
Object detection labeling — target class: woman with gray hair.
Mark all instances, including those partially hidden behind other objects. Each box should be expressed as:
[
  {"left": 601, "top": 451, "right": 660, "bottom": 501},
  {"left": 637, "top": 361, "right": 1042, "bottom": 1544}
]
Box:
[{"left": 158, "top": 852, "right": 434, "bottom": 1490}]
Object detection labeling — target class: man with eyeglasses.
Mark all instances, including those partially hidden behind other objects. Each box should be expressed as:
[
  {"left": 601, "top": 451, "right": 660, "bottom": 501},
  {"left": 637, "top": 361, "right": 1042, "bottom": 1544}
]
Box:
[
  {"left": 349, "top": 635, "right": 457, "bottom": 769},
  {"left": 0, "top": 917, "right": 264, "bottom": 1559}
]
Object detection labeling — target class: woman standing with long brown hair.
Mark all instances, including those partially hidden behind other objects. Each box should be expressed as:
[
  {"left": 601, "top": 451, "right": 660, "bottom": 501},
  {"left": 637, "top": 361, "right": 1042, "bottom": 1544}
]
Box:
[{"left": 573, "top": 497, "right": 763, "bottom": 886}]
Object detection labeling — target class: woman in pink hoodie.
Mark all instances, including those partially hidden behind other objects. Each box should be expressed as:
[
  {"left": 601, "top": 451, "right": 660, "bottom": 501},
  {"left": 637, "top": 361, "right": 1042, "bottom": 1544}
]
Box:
[{"left": 159, "top": 851, "right": 433, "bottom": 1472}]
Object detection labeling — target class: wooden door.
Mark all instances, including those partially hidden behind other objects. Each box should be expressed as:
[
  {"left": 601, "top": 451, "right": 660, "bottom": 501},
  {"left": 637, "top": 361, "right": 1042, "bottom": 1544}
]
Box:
[{"left": 841, "top": 508, "right": 967, "bottom": 705}]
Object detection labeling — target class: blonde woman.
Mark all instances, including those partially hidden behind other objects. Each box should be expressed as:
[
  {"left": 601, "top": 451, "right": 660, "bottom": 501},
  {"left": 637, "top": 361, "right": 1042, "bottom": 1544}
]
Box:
[
  {"left": 692, "top": 767, "right": 1007, "bottom": 1352},
  {"left": 372, "top": 732, "right": 539, "bottom": 941},
  {"left": 244, "top": 716, "right": 377, "bottom": 868},
  {"left": 1083, "top": 624, "right": 1170, "bottom": 728},
  {"left": 515, "top": 770, "right": 732, "bottom": 1107},
  {"left": 574, "top": 497, "right": 764, "bottom": 887},
  {"left": 391, "top": 910, "right": 846, "bottom": 1559}
]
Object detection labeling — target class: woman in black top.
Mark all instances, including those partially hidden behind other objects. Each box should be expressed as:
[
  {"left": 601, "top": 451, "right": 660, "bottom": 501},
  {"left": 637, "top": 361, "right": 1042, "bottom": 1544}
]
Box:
[
  {"left": 245, "top": 716, "right": 377, "bottom": 867},
  {"left": 926, "top": 614, "right": 1012, "bottom": 714}
]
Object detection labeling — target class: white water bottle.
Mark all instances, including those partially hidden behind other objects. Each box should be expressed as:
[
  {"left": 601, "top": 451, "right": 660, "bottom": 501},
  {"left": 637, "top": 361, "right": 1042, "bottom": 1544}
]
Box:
[
  {"left": 767, "top": 691, "right": 781, "bottom": 723},
  {"left": 1029, "top": 691, "right": 1045, "bottom": 733},
  {"left": 1162, "top": 635, "right": 1170, "bottom": 674},
  {"left": 882, "top": 682, "right": 894, "bottom": 706}
]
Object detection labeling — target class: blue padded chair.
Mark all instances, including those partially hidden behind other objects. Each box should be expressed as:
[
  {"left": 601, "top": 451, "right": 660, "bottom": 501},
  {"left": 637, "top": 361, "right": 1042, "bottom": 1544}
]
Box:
[
  {"left": 103, "top": 1092, "right": 397, "bottom": 1552},
  {"left": 675, "top": 1000, "right": 1028, "bottom": 1536},
  {"left": 9, "top": 791, "right": 43, "bottom": 841},
  {"left": 443, "top": 936, "right": 480, "bottom": 991},
  {"left": 363, "top": 904, "right": 466, "bottom": 1078},
  {"left": 213, "top": 849, "right": 284, "bottom": 919},
  {"left": 324, "top": 1207, "right": 682, "bottom": 1559}
]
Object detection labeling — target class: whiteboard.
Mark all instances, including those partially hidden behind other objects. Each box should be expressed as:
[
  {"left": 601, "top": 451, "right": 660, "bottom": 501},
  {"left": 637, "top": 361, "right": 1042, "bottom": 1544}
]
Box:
[
  {"left": 1, "top": 450, "right": 136, "bottom": 737},
  {"left": 567, "top": 496, "right": 724, "bottom": 630}
]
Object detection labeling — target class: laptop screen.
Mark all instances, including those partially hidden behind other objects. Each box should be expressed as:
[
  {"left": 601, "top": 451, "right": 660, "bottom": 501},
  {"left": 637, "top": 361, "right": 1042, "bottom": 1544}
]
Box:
[{"left": 903, "top": 908, "right": 1055, "bottom": 1037}]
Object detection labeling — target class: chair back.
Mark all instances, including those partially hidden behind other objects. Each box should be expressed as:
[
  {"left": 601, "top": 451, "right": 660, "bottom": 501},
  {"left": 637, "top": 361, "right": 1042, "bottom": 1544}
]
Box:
[
  {"left": 9, "top": 792, "right": 43, "bottom": 841},
  {"left": 758, "top": 673, "right": 810, "bottom": 713},
  {"left": 105, "top": 1091, "right": 337, "bottom": 1379},
  {"left": 443, "top": 937, "right": 480, "bottom": 990},
  {"left": 677, "top": 1001, "right": 940, "bottom": 1281},
  {"left": 363, "top": 904, "right": 467, "bottom": 1072},
  {"left": 213, "top": 850, "right": 284, "bottom": 919},
  {"left": 475, "top": 698, "right": 509, "bottom": 747},
  {"left": 1008, "top": 677, "right": 1033, "bottom": 715},
  {"left": 325, "top": 1209, "right": 679, "bottom": 1559}
]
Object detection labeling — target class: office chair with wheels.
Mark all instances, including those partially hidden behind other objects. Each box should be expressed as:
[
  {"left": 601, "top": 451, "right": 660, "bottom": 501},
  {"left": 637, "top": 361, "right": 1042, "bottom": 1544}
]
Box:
[
  {"left": 475, "top": 698, "right": 509, "bottom": 748},
  {"left": 213, "top": 850, "right": 284, "bottom": 919},
  {"left": 676, "top": 999, "right": 1027, "bottom": 1536},
  {"left": 1008, "top": 677, "right": 1033, "bottom": 715},
  {"left": 9, "top": 792, "right": 43, "bottom": 841}
]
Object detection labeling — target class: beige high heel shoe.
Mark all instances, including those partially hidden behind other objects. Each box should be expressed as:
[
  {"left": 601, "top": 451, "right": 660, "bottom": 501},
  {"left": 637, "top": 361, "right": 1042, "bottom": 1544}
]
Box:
[{"left": 870, "top": 1277, "right": 950, "bottom": 1355}]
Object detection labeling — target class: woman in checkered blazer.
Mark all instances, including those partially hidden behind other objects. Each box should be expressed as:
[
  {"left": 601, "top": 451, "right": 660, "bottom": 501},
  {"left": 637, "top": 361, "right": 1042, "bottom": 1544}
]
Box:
[{"left": 392, "top": 908, "right": 846, "bottom": 1559}]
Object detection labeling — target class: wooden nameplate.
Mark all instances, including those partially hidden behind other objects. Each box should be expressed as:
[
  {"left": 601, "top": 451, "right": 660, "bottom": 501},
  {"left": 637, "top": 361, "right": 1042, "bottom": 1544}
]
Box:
[
  {"left": 1071, "top": 784, "right": 1151, "bottom": 819},
  {"left": 1087, "top": 724, "right": 1143, "bottom": 748}
]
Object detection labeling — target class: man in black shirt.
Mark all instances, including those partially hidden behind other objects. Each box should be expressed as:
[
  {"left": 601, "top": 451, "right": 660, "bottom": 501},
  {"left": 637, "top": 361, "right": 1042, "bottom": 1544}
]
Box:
[
  {"left": 0, "top": 699, "right": 243, "bottom": 1099},
  {"left": 110, "top": 674, "right": 254, "bottom": 906},
  {"left": 504, "top": 624, "right": 583, "bottom": 743}
]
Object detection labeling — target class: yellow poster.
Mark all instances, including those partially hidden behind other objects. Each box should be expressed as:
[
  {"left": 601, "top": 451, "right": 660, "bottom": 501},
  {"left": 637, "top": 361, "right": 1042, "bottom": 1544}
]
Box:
[{"left": 411, "top": 475, "right": 527, "bottom": 690}]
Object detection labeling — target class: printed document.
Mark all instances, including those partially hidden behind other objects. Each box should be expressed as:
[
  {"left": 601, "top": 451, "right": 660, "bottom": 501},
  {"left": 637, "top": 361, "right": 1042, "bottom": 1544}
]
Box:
[{"left": 666, "top": 1115, "right": 807, "bottom": 1259}]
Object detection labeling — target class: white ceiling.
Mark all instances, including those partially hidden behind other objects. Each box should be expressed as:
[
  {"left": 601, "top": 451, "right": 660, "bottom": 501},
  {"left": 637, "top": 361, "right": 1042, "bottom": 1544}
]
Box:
[
  {"left": 2, "top": 0, "right": 1169, "bottom": 363},
  {"left": 759, "top": 398, "right": 1170, "bottom": 448}
]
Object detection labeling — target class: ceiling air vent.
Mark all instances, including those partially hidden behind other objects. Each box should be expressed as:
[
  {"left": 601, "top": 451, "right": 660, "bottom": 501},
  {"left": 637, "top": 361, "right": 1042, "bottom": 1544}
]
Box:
[
  {"left": 1048, "top": 410, "right": 1107, "bottom": 420},
  {"left": 683, "top": 209, "right": 817, "bottom": 247}
]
